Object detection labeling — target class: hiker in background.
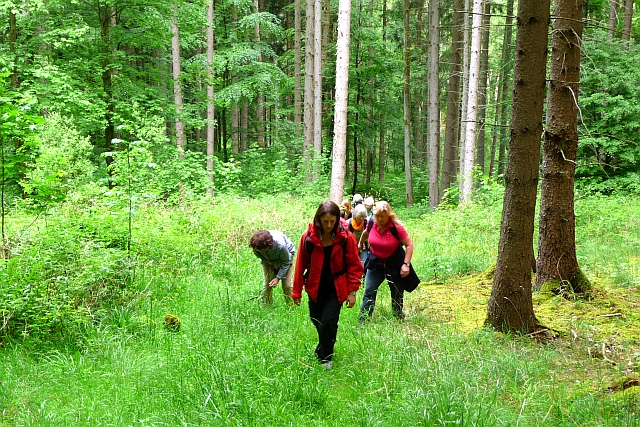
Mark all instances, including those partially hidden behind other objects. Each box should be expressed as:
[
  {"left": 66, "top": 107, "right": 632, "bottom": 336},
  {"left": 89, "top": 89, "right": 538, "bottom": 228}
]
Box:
[
  {"left": 363, "top": 196, "right": 375, "bottom": 221},
  {"left": 340, "top": 199, "right": 353, "bottom": 220},
  {"left": 352, "top": 193, "right": 364, "bottom": 208},
  {"left": 348, "top": 204, "right": 369, "bottom": 266},
  {"left": 358, "top": 201, "right": 419, "bottom": 322},
  {"left": 292, "top": 201, "right": 363, "bottom": 370},
  {"left": 249, "top": 230, "right": 296, "bottom": 305}
]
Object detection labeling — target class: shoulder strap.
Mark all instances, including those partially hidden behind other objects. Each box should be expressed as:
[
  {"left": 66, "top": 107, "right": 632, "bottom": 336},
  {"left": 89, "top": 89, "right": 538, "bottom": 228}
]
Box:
[{"left": 366, "top": 219, "right": 399, "bottom": 241}]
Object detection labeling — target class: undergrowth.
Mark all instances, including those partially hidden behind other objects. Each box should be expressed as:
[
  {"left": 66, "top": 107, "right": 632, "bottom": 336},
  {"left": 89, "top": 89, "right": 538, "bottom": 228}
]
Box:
[{"left": 0, "top": 194, "right": 638, "bottom": 426}]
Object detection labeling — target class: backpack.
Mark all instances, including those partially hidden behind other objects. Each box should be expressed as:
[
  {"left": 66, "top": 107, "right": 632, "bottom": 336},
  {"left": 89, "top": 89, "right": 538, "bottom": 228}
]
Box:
[{"left": 303, "top": 222, "right": 350, "bottom": 280}]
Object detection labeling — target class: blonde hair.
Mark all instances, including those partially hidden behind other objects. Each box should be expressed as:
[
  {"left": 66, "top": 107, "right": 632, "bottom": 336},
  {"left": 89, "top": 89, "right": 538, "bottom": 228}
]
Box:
[{"left": 373, "top": 201, "right": 399, "bottom": 224}]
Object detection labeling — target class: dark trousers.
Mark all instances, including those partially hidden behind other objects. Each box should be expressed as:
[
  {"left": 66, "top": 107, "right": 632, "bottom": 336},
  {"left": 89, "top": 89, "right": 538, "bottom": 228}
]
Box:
[{"left": 308, "top": 293, "right": 342, "bottom": 363}]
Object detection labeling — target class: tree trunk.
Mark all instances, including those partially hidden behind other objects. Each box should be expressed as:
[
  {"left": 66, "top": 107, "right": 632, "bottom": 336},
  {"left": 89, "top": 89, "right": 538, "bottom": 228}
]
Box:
[
  {"left": 206, "top": 0, "right": 215, "bottom": 197},
  {"left": 313, "top": 0, "right": 323, "bottom": 164},
  {"left": 476, "top": 0, "right": 491, "bottom": 176},
  {"left": 441, "top": 0, "right": 463, "bottom": 199},
  {"left": 241, "top": 99, "right": 248, "bottom": 152},
  {"left": 304, "top": 0, "right": 315, "bottom": 181},
  {"left": 492, "top": 0, "right": 514, "bottom": 179},
  {"left": 487, "top": 0, "right": 550, "bottom": 334},
  {"left": 171, "top": 12, "right": 185, "bottom": 152},
  {"left": 428, "top": 0, "right": 440, "bottom": 210},
  {"left": 255, "top": 0, "right": 266, "bottom": 147},
  {"left": 622, "top": 0, "right": 634, "bottom": 41},
  {"left": 608, "top": 0, "right": 621, "bottom": 38},
  {"left": 460, "top": 0, "right": 483, "bottom": 203},
  {"left": 458, "top": 0, "right": 471, "bottom": 196},
  {"left": 403, "top": 0, "right": 414, "bottom": 207},
  {"left": 294, "top": 0, "right": 303, "bottom": 129},
  {"left": 99, "top": 6, "right": 116, "bottom": 173},
  {"left": 9, "top": 10, "right": 18, "bottom": 88},
  {"left": 535, "top": 0, "right": 588, "bottom": 293},
  {"left": 330, "top": 0, "right": 352, "bottom": 204},
  {"left": 379, "top": 112, "right": 386, "bottom": 183}
]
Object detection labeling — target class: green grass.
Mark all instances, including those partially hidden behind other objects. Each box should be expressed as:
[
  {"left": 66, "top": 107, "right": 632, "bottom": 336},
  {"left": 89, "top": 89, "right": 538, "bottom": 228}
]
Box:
[{"left": 0, "top": 194, "right": 638, "bottom": 426}]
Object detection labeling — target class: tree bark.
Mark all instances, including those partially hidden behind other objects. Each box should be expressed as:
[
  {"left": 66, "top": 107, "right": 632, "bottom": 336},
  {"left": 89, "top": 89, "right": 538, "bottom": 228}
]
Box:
[
  {"left": 171, "top": 11, "right": 185, "bottom": 152},
  {"left": 442, "top": 0, "right": 463, "bottom": 199},
  {"left": 608, "top": 0, "right": 621, "bottom": 38},
  {"left": 330, "top": 0, "right": 352, "bottom": 204},
  {"left": 535, "top": 0, "right": 587, "bottom": 293},
  {"left": 622, "top": 0, "right": 634, "bottom": 41},
  {"left": 313, "top": 0, "right": 323, "bottom": 165},
  {"left": 304, "top": 0, "right": 315, "bottom": 181},
  {"left": 487, "top": 0, "right": 550, "bottom": 334},
  {"left": 460, "top": 0, "right": 483, "bottom": 203},
  {"left": 403, "top": 0, "right": 414, "bottom": 207},
  {"left": 294, "top": 0, "right": 303, "bottom": 129},
  {"left": 428, "top": 0, "right": 440, "bottom": 210},
  {"left": 458, "top": 0, "right": 471, "bottom": 196},
  {"left": 206, "top": 0, "right": 215, "bottom": 197},
  {"left": 476, "top": 0, "right": 491, "bottom": 176},
  {"left": 492, "top": 0, "right": 514, "bottom": 179}
]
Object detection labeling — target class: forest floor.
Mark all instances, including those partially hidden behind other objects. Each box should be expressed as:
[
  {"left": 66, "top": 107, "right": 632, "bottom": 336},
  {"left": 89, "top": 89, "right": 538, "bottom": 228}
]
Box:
[{"left": 408, "top": 269, "right": 640, "bottom": 398}]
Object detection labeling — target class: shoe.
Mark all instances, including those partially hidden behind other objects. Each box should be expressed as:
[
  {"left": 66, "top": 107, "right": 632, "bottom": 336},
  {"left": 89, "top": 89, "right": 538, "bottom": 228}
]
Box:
[{"left": 321, "top": 361, "right": 333, "bottom": 370}]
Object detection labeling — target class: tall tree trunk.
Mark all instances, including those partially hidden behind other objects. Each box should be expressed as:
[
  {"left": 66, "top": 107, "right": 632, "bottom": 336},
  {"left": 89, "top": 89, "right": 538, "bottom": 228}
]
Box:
[
  {"left": 403, "top": 0, "right": 414, "bottom": 207},
  {"left": 458, "top": 0, "right": 471, "bottom": 197},
  {"left": 8, "top": 10, "right": 18, "bottom": 88},
  {"left": 487, "top": 0, "right": 550, "bottom": 334},
  {"left": 304, "top": 0, "right": 315, "bottom": 181},
  {"left": 255, "top": 0, "right": 266, "bottom": 147},
  {"left": 492, "top": 0, "right": 514, "bottom": 179},
  {"left": 206, "top": 0, "right": 215, "bottom": 197},
  {"left": 171, "top": 11, "right": 185, "bottom": 152},
  {"left": 460, "top": 0, "right": 483, "bottom": 203},
  {"left": 535, "top": 0, "right": 588, "bottom": 293},
  {"left": 100, "top": 6, "right": 116, "bottom": 173},
  {"left": 330, "top": 0, "right": 352, "bottom": 204},
  {"left": 428, "top": 0, "right": 440, "bottom": 210},
  {"left": 294, "top": 0, "right": 303, "bottom": 129},
  {"left": 379, "top": 112, "right": 386, "bottom": 182},
  {"left": 442, "top": 0, "right": 463, "bottom": 199},
  {"left": 476, "top": 0, "right": 491, "bottom": 176},
  {"left": 622, "top": 0, "right": 634, "bottom": 41},
  {"left": 313, "top": 0, "right": 323, "bottom": 163},
  {"left": 241, "top": 99, "right": 248, "bottom": 152},
  {"left": 608, "top": 0, "right": 621, "bottom": 37}
]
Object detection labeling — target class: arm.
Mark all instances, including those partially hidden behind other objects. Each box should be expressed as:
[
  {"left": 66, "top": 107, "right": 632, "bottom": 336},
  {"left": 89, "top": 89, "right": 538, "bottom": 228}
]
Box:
[
  {"left": 291, "top": 234, "right": 308, "bottom": 305},
  {"left": 399, "top": 236, "right": 414, "bottom": 278},
  {"left": 345, "top": 234, "right": 364, "bottom": 307},
  {"left": 358, "top": 229, "right": 370, "bottom": 252}
]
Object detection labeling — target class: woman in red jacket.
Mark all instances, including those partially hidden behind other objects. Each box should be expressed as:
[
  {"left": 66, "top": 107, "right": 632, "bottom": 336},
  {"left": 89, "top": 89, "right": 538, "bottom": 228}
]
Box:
[{"left": 292, "top": 201, "right": 364, "bottom": 370}]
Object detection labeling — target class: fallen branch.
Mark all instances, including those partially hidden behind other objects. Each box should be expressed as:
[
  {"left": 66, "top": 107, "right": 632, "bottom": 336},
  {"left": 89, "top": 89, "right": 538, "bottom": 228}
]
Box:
[{"left": 594, "top": 313, "right": 622, "bottom": 318}]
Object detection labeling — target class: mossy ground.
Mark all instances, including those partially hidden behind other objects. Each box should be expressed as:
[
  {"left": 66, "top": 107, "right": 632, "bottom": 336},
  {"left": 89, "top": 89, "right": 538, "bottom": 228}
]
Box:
[{"left": 407, "top": 270, "right": 640, "bottom": 398}]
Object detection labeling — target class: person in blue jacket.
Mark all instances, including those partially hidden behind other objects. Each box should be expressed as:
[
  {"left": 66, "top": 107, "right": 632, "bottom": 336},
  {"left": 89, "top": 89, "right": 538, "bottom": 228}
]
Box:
[{"left": 250, "top": 230, "right": 296, "bottom": 304}]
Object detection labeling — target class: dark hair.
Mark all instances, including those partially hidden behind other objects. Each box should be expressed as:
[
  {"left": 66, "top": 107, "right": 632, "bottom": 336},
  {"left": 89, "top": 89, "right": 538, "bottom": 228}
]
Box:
[
  {"left": 313, "top": 201, "right": 341, "bottom": 234},
  {"left": 249, "top": 230, "right": 274, "bottom": 249}
]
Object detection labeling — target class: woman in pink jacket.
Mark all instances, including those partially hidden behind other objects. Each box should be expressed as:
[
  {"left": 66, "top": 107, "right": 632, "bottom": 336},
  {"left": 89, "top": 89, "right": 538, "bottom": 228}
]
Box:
[{"left": 292, "top": 201, "right": 363, "bottom": 369}]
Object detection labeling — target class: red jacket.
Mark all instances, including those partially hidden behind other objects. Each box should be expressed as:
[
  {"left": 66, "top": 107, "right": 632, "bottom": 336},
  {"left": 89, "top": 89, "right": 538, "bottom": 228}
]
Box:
[{"left": 292, "top": 223, "right": 363, "bottom": 304}]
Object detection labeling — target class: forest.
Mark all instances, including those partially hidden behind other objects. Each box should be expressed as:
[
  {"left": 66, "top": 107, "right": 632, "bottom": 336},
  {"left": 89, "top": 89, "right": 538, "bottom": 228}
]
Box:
[{"left": 1, "top": 0, "right": 640, "bottom": 425}]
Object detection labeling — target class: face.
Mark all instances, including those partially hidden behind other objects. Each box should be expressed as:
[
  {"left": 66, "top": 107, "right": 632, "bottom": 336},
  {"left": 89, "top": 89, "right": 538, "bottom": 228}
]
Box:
[
  {"left": 341, "top": 204, "right": 350, "bottom": 213},
  {"left": 320, "top": 214, "right": 337, "bottom": 235},
  {"left": 375, "top": 210, "right": 389, "bottom": 228},
  {"left": 364, "top": 203, "right": 373, "bottom": 212}
]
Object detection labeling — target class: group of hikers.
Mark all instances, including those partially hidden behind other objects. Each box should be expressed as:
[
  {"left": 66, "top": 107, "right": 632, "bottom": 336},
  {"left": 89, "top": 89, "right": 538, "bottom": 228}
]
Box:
[{"left": 248, "top": 195, "right": 420, "bottom": 370}]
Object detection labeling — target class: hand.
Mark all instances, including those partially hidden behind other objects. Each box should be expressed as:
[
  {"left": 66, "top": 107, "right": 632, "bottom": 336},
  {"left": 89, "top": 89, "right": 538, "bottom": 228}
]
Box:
[
  {"left": 293, "top": 297, "right": 301, "bottom": 306},
  {"left": 345, "top": 294, "right": 356, "bottom": 308},
  {"left": 400, "top": 264, "right": 410, "bottom": 278},
  {"left": 268, "top": 278, "right": 280, "bottom": 288}
]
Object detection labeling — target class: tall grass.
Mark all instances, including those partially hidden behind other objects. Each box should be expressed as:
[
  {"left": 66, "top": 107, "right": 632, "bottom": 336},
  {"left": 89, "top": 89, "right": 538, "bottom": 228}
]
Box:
[{"left": 0, "top": 194, "right": 638, "bottom": 426}]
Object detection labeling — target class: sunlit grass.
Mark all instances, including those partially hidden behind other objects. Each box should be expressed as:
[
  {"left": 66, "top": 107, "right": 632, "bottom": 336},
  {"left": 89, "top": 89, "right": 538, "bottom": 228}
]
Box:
[{"left": 0, "top": 194, "right": 638, "bottom": 426}]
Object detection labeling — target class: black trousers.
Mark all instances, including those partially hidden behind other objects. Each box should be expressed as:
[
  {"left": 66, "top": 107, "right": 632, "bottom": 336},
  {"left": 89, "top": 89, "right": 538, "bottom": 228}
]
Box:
[{"left": 308, "top": 293, "right": 342, "bottom": 363}]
